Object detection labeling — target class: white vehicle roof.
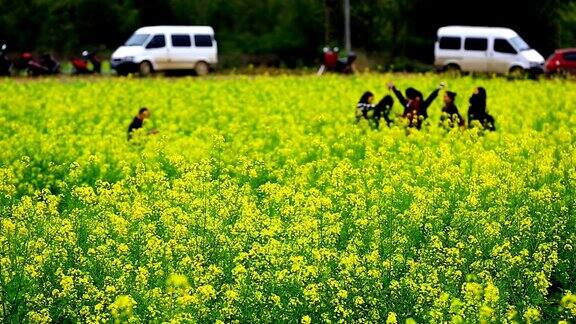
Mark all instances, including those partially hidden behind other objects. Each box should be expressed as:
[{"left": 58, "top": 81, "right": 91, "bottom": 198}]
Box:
[
  {"left": 437, "top": 26, "right": 518, "bottom": 39},
  {"left": 135, "top": 26, "right": 215, "bottom": 35}
]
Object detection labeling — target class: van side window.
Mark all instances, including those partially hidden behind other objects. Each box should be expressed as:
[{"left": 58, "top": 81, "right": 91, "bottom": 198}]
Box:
[
  {"left": 464, "top": 38, "right": 488, "bottom": 51},
  {"left": 194, "top": 35, "right": 213, "bottom": 47},
  {"left": 146, "top": 34, "right": 166, "bottom": 49},
  {"left": 494, "top": 39, "right": 517, "bottom": 54},
  {"left": 564, "top": 52, "right": 576, "bottom": 61},
  {"left": 439, "top": 37, "right": 461, "bottom": 50},
  {"left": 171, "top": 34, "right": 192, "bottom": 47}
]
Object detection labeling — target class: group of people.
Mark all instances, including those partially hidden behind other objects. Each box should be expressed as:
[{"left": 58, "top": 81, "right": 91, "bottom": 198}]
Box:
[
  {"left": 356, "top": 82, "right": 496, "bottom": 131},
  {"left": 126, "top": 83, "right": 496, "bottom": 141}
]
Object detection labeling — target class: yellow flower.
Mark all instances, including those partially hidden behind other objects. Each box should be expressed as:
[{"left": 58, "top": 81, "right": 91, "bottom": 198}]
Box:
[
  {"left": 484, "top": 283, "right": 499, "bottom": 304},
  {"left": 560, "top": 291, "right": 576, "bottom": 316},
  {"left": 166, "top": 273, "right": 190, "bottom": 289},
  {"left": 26, "top": 309, "right": 51, "bottom": 323},
  {"left": 479, "top": 305, "right": 493, "bottom": 319},
  {"left": 506, "top": 307, "right": 518, "bottom": 321},
  {"left": 523, "top": 307, "right": 540, "bottom": 323},
  {"left": 386, "top": 312, "right": 398, "bottom": 324},
  {"left": 60, "top": 275, "right": 74, "bottom": 295},
  {"left": 198, "top": 284, "right": 217, "bottom": 300},
  {"left": 1, "top": 218, "right": 16, "bottom": 234},
  {"left": 225, "top": 289, "right": 239, "bottom": 302},
  {"left": 337, "top": 289, "right": 348, "bottom": 299},
  {"left": 109, "top": 295, "right": 137, "bottom": 321},
  {"left": 117, "top": 243, "right": 129, "bottom": 254}
]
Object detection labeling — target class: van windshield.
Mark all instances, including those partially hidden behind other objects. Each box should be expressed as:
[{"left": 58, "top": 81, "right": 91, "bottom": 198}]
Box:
[
  {"left": 124, "top": 34, "right": 150, "bottom": 46},
  {"left": 510, "top": 36, "right": 530, "bottom": 52}
]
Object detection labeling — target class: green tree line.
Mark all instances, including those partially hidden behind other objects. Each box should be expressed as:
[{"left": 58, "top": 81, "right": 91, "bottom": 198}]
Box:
[{"left": 0, "top": 0, "right": 574, "bottom": 67}]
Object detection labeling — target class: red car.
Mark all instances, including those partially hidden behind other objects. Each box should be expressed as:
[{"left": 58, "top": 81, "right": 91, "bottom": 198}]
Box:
[{"left": 545, "top": 48, "right": 576, "bottom": 75}]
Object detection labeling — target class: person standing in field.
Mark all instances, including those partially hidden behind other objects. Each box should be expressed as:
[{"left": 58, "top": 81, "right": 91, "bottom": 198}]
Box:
[
  {"left": 356, "top": 91, "right": 375, "bottom": 123},
  {"left": 439, "top": 91, "right": 465, "bottom": 130},
  {"left": 468, "top": 87, "right": 496, "bottom": 131},
  {"left": 128, "top": 107, "right": 157, "bottom": 140},
  {"left": 388, "top": 82, "right": 444, "bottom": 129}
]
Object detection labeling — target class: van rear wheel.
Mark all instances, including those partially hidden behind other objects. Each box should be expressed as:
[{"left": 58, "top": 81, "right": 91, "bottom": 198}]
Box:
[
  {"left": 195, "top": 61, "right": 210, "bottom": 76},
  {"left": 444, "top": 64, "right": 461, "bottom": 76},
  {"left": 139, "top": 61, "right": 153, "bottom": 77}
]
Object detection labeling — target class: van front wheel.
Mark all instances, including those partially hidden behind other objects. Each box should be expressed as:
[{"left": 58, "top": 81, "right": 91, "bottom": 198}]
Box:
[
  {"left": 139, "top": 61, "right": 153, "bottom": 77},
  {"left": 195, "top": 61, "right": 210, "bottom": 76},
  {"left": 509, "top": 66, "right": 525, "bottom": 78}
]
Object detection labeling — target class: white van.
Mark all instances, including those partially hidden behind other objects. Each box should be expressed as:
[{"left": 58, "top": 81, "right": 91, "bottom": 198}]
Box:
[
  {"left": 434, "top": 26, "right": 544, "bottom": 75},
  {"left": 111, "top": 26, "right": 218, "bottom": 76}
]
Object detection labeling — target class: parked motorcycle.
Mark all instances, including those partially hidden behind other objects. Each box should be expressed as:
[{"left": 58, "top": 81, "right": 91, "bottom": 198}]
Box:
[
  {"left": 317, "top": 47, "right": 357, "bottom": 75},
  {"left": 27, "top": 53, "right": 60, "bottom": 76},
  {"left": 71, "top": 50, "right": 101, "bottom": 75},
  {"left": 12, "top": 52, "right": 33, "bottom": 73},
  {"left": 317, "top": 47, "right": 339, "bottom": 75},
  {"left": 0, "top": 44, "right": 11, "bottom": 76}
]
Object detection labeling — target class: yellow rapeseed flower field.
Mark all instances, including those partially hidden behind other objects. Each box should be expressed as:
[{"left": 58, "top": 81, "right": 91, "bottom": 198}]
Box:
[{"left": 0, "top": 74, "right": 575, "bottom": 323}]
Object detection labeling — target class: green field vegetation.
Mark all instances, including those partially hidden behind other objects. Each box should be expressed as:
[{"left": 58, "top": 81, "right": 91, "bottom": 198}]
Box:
[{"left": 0, "top": 75, "right": 575, "bottom": 322}]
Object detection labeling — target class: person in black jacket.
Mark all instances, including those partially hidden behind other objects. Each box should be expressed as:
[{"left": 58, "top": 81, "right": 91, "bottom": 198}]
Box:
[
  {"left": 468, "top": 87, "right": 496, "bottom": 131},
  {"left": 128, "top": 107, "right": 157, "bottom": 140},
  {"left": 388, "top": 82, "right": 444, "bottom": 129},
  {"left": 440, "top": 91, "right": 465, "bottom": 130},
  {"left": 355, "top": 91, "right": 375, "bottom": 123},
  {"left": 372, "top": 95, "right": 394, "bottom": 128}
]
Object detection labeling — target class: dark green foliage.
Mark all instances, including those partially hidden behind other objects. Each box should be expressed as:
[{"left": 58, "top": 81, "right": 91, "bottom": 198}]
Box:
[{"left": 0, "top": 0, "right": 574, "bottom": 66}]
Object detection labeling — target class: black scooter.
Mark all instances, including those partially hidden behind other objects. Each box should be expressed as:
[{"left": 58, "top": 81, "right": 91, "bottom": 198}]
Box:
[
  {"left": 0, "top": 44, "right": 11, "bottom": 76},
  {"left": 334, "top": 52, "right": 357, "bottom": 74},
  {"left": 27, "top": 53, "right": 60, "bottom": 76}
]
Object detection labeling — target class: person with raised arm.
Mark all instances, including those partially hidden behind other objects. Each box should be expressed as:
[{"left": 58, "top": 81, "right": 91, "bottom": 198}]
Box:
[{"left": 388, "top": 82, "right": 444, "bottom": 129}]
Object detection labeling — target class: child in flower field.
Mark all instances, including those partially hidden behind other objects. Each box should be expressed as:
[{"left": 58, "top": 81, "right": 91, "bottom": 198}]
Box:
[
  {"left": 356, "top": 91, "right": 375, "bottom": 123},
  {"left": 127, "top": 107, "right": 157, "bottom": 140},
  {"left": 468, "top": 87, "right": 496, "bottom": 131},
  {"left": 388, "top": 82, "right": 444, "bottom": 129},
  {"left": 439, "top": 90, "right": 465, "bottom": 130}
]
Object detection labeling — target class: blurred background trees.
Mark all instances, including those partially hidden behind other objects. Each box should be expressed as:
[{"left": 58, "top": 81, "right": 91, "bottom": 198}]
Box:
[{"left": 0, "top": 0, "right": 574, "bottom": 68}]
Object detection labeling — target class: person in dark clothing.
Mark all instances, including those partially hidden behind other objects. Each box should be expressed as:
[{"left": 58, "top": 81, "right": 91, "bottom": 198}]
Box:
[
  {"left": 372, "top": 95, "right": 394, "bottom": 128},
  {"left": 440, "top": 91, "right": 465, "bottom": 130},
  {"left": 356, "top": 91, "right": 375, "bottom": 123},
  {"left": 389, "top": 84, "right": 419, "bottom": 126},
  {"left": 388, "top": 82, "right": 444, "bottom": 129},
  {"left": 128, "top": 107, "right": 155, "bottom": 140},
  {"left": 468, "top": 87, "right": 496, "bottom": 131}
]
